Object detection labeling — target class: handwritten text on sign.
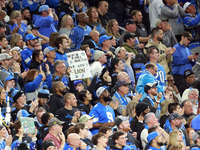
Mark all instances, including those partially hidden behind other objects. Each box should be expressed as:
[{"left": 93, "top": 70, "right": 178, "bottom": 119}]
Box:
[{"left": 67, "top": 51, "right": 91, "bottom": 80}]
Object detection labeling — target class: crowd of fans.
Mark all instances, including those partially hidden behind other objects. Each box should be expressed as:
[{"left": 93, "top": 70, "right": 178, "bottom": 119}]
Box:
[{"left": 0, "top": 0, "right": 200, "bottom": 149}]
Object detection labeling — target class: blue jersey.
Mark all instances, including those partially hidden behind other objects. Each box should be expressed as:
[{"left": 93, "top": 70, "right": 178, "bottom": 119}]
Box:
[
  {"left": 69, "top": 25, "right": 92, "bottom": 50},
  {"left": 191, "top": 114, "right": 200, "bottom": 131},
  {"left": 55, "top": 51, "right": 68, "bottom": 67},
  {"left": 21, "top": 47, "right": 34, "bottom": 71},
  {"left": 89, "top": 102, "right": 115, "bottom": 134},
  {"left": 9, "top": 23, "right": 27, "bottom": 39},
  {"left": 141, "top": 62, "right": 166, "bottom": 86},
  {"left": 22, "top": 0, "right": 39, "bottom": 12}
]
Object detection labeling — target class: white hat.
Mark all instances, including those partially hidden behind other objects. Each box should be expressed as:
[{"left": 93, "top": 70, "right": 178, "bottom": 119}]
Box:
[
  {"left": 183, "top": 2, "right": 192, "bottom": 11},
  {"left": 96, "top": 86, "right": 107, "bottom": 98}
]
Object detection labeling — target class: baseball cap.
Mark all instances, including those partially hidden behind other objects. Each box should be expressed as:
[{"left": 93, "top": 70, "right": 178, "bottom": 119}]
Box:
[
  {"left": 155, "top": 18, "right": 168, "bottom": 26},
  {"left": 25, "top": 34, "right": 39, "bottom": 42},
  {"left": 43, "top": 46, "right": 57, "bottom": 55},
  {"left": 184, "top": 69, "right": 195, "bottom": 78},
  {"left": 192, "top": 131, "right": 200, "bottom": 142},
  {"left": 39, "top": 5, "right": 49, "bottom": 12},
  {"left": 125, "top": 19, "right": 136, "bottom": 26},
  {"left": 5, "top": 76, "right": 17, "bottom": 82},
  {"left": 99, "top": 35, "right": 112, "bottom": 45},
  {"left": 116, "top": 79, "right": 131, "bottom": 89},
  {"left": 17, "top": 109, "right": 31, "bottom": 119},
  {"left": 144, "top": 82, "right": 158, "bottom": 93},
  {"left": 183, "top": 2, "right": 192, "bottom": 11},
  {"left": 123, "top": 32, "right": 136, "bottom": 43},
  {"left": 115, "top": 115, "right": 129, "bottom": 127},
  {"left": 96, "top": 86, "right": 108, "bottom": 98},
  {"left": 168, "top": 113, "right": 183, "bottom": 122},
  {"left": 93, "top": 50, "right": 105, "bottom": 61},
  {"left": 27, "top": 24, "right": 40, "bottom": 31},
  {"left": 0, "top": 53, "right": 12, "bottom": 61},
  {"left": 79, "top": 114, "right": 94, "bottom": 123},
  {"left": 147, "top": 132, "right": 160, "bottom": 143},
  {"left": 48, "top": 118, "right": 64, "bottom": 127}
]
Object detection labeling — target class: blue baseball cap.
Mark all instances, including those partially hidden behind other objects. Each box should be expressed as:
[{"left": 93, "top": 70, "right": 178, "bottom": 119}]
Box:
[
  {"left": 74, "top": 80, "right": 83, "bottom": 87},
  {"left": 99, "top": 35, "right": 112, "bottom": 45},
  {"left": 43, "top": 46, "right": 57, "bottom": 55},
  {"left": 25, "top": 34, "right": 39, "bottom": 42},
  {"left": 5, "top": 76, "right": 17, "bottom": 82},
  {"left": 16, "top": 109, "right": 31, "bottom": 119},
  {"left": 147, "top": 132, "right": 160, "bottom": 144},
  {"left": 38, "top": 5, "right": 49, "bottom": 12}
]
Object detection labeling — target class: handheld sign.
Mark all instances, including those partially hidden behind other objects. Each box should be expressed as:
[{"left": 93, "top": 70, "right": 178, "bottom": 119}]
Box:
[{"left": 67, "top": 51, "right": 91, "bottom": 81}]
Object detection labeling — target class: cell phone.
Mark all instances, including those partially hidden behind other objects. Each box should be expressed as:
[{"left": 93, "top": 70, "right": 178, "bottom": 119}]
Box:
[{"left": 195, "top": 52, "right": 199, "bottom": 56}]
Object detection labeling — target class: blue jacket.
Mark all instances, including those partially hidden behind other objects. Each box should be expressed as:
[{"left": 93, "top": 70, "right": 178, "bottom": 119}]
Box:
[
  {"left": 21, "top": 47, "right": 34, "bottom": 71},
  {"left": 136, "top": 70, "right": 164, "bottom": 101},
  {"left": 172, "top": 43, "right": 195, "bottom": 75},
  {"left": 191, "top": 114, "right": 200, "bottom": 131},
  {"left": 12, "top": 0, "right": 22, "bottom": 10},
  {"left": 22, "top": 0, "right": 39, "bottom": 12},
  {"left": 45, "top": 0, "right": 59, "bottom": 8},
  {"left": 69, "top": 25, "right": 92, "bottom": 50},
  {"left": 9, "top": 23, "right": 27, "bottom": 39},
  {"left": 25, "top": 74, "right": 52, "bottom": 93},
  {"left": 33, "top": 15, "right": 58, "bottom": 38}
]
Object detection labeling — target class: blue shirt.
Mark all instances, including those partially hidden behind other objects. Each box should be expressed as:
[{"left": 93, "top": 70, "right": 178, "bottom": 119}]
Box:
[
  {"left": 191, "top": 114, "right": 200, "bottom": 131},
  {"left": 89, "top": 102, "right": 115, "bottom": 135},
  {"left": 9, "top": 23, "right": 27, "bottom": 39},
  {"left": 69, "top": 25, "right": 92, "bottom": 50},
  {"left": 21, "top": 47, "right": 34, "bottom": 71},
  {"left": 172, "top": 43, "right": 195, "bottom": 75}
]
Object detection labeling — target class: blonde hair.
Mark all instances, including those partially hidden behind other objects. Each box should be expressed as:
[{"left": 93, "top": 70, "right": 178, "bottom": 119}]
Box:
[
  {"left": 125, "top": 100, "right": 138, "bottom": 118},
  {"left": 10, "top": 33, "right": 22, "bottom": 48},
  {"left": 10, "top": 49, "right": 22, "bottom": 63},
  {"left": 160, "top": 99, "right": 173, "bottom": 118},
  {"left": 60, "top": 14, "right": 74, "bottom": 29},
  {"left": 9, "top": 11, "right": 21, "bottom": 25},
  {"left": 167, "top": 130, "right": 185, "bottom": 149},
  {"left": 106, "top": 19, "right": 120, "bottom": 37}
]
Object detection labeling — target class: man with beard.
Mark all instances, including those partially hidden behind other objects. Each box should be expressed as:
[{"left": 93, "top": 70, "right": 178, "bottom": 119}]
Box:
[
  {"left": 39, "top": 46, "right": 56, "bottom": 74},
  {"left": 21, "top": 8, "right": 32, "bottom": 25},
  {"left": 109, "top": 116, "right": 139, "bottom": 149},
  {"left": 49, "top": 81, "right": 66, "bottom": 115},
  {"left": 166, "top": 113, "right": 190, "bottom": 146},
  {"left": 143, "top": 82, "right": 162, "bottom": 115},
  {"left": 69, "top": 12, "right": 92, "bottom": 50},
  {"left": 147, "top": 132, "right": 165, "bottom": 150},
  {"left": 55, "top": 93, "right": 81, "bottom": 131},
  {"left": 172, "top": 32, "right": 198, "bottom": 89},
  {"left": 131, "top": 103, "right": 150, "bottom": 147},
  {"left": 112, "top": 79, "right": 131, "bottom": 115},
  {"left": 21, "top": 33, "right": 39, "bottom": 71},
  {"left": 145, "top": 27, "right": 175, "bottom": 74},
  {"left": 89, "top": 86, "right": 115, "bottom": 135}
]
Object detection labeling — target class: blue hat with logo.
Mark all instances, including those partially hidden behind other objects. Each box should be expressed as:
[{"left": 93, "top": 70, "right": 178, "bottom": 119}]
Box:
[
  {"left": 25, "top": 34, "right": 39, "bottom": 42},
  {"left": 147, "top": 132, "right": 160, "bottom": 144},
  {"left": 99, "top": 35, "right": 112, "bottom": 45},
  {"left": 43, "top": 46, "right": 57, "bottom": 55},
  {"left": 16, "top": 109, "right": 31, "bottom": 119},
  {"left": 38, "top": 5, "right": 49, "bottom": 12},
  {"left": 5, "top": 76, "right": 17, "bottom": 82}
]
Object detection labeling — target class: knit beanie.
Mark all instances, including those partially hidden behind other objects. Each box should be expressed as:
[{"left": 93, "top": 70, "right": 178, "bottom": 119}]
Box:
[
  {"left": 38, "top": 85, "right": 50, "bottom": 99},
  {"left": 136, "top": 102, "right": 149, "bottom": 116},
  {"left": 10, "top": 87, "right": 24, "bottom": 102}
]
